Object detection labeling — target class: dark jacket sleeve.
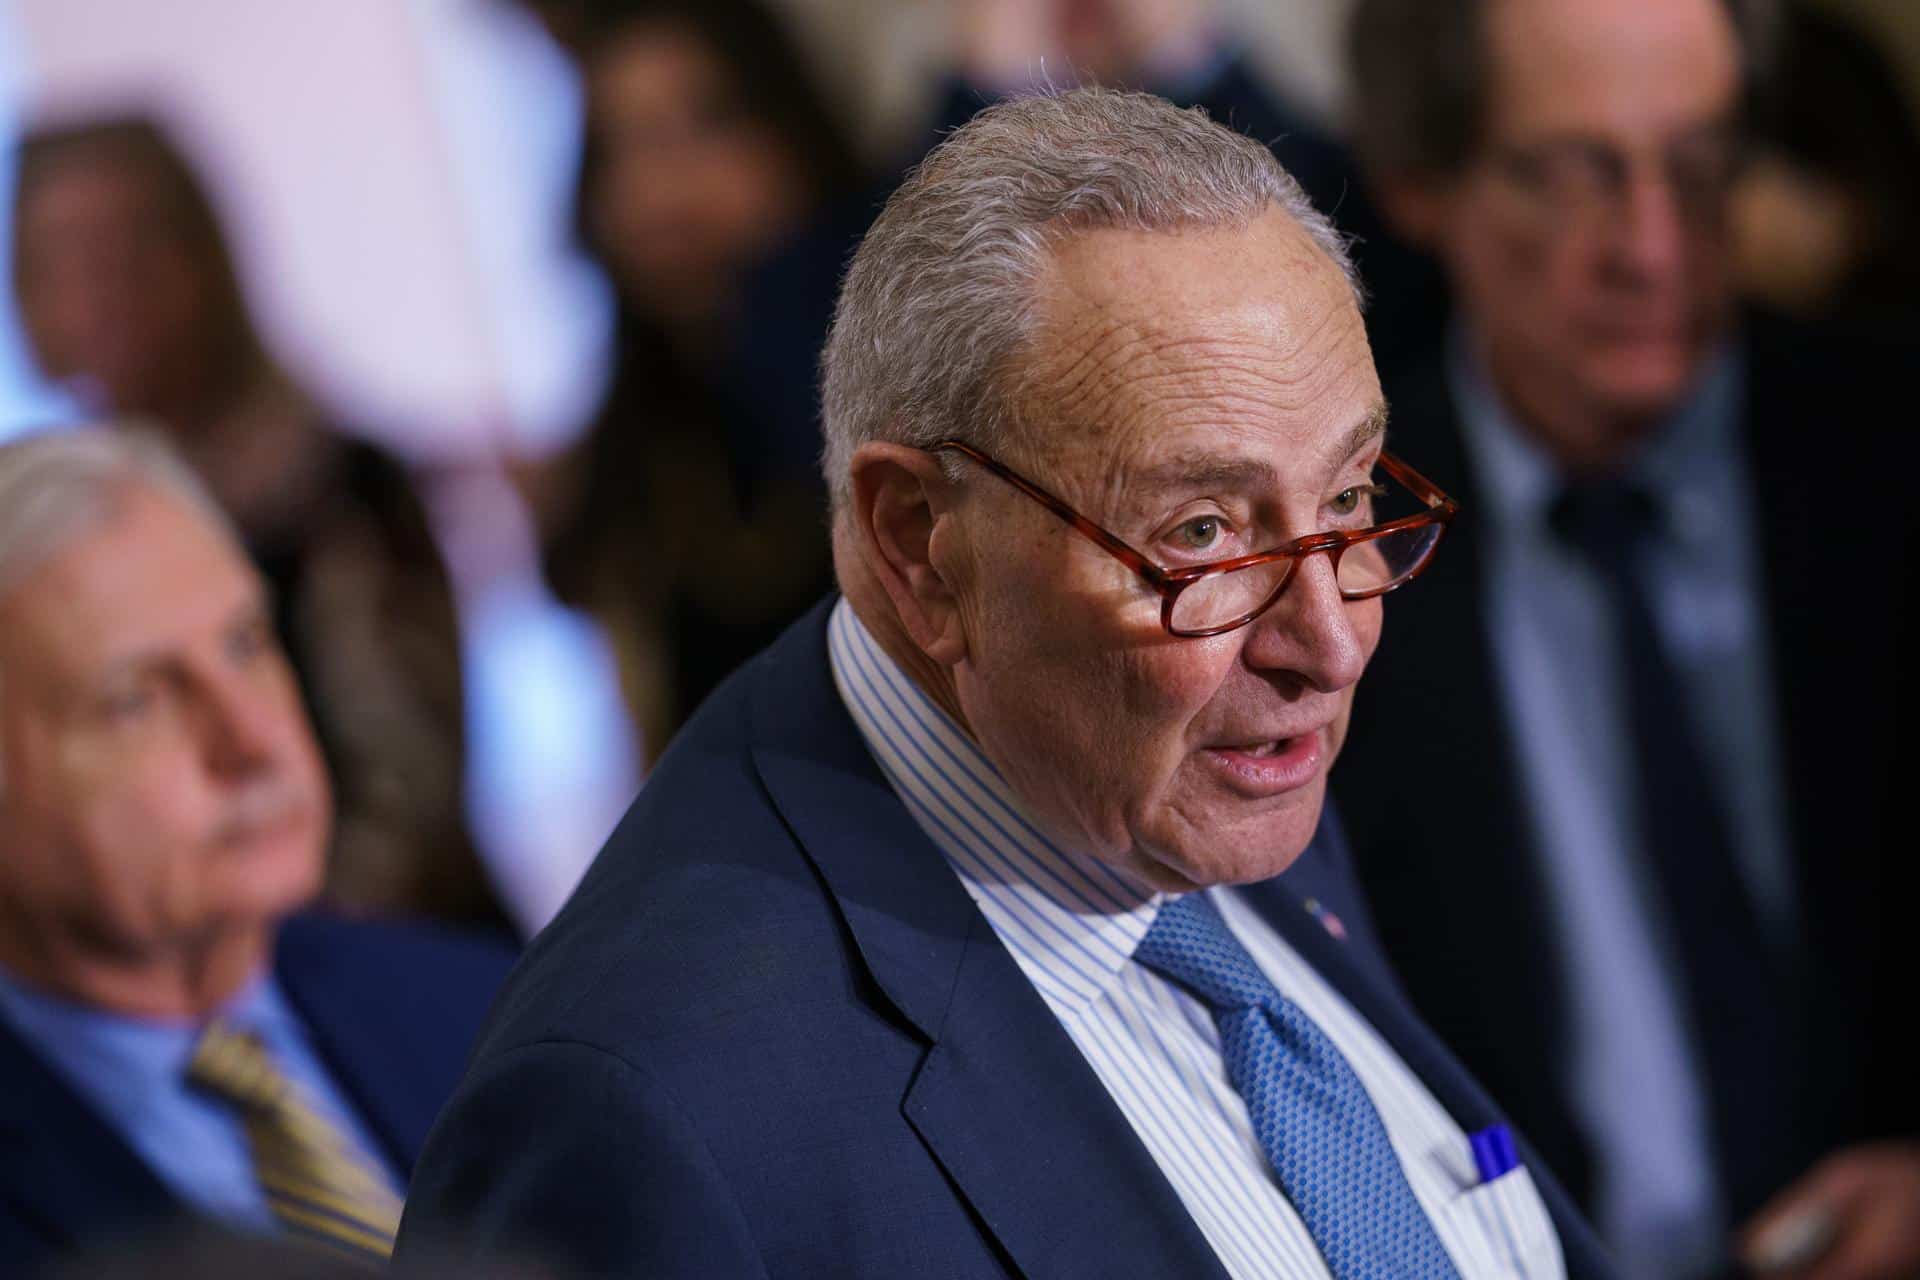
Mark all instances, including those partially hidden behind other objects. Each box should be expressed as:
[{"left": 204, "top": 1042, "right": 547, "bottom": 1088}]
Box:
[{"left": 395, "top": 1040, "right": 768, "bottom": 1279}]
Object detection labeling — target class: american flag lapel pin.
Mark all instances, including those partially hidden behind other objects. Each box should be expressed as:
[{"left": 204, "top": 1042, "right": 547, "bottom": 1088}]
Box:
[{"left": 1303, "top": 897, "right": 1348, "bottom": 942}]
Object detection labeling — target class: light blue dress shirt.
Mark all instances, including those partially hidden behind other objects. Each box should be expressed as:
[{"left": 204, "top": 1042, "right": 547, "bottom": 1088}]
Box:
[
  {"left": 1448, "top": 328, "right": 1798, "bottom": 1278},
  {"left": 0, "top": 964, "right": 401, "bottom": 1230}
]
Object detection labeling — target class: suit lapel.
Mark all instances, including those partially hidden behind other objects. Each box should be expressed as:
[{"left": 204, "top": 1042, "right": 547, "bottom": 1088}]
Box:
[
  {"left": 748, "top": 604, "right": 1230, "bottom": 1280},
  {"left": 899, "top": 915, "right": 1233, "bottom": 1280},
  {"left": 1245, "top": 875, "right": 1504, "bottom": 1134},
  {"left": 275, "top": 923, "right": 431, "bottom": 1177},
  {"left": 0, "top": 1014, "right": 182, "bottom": 1253}
]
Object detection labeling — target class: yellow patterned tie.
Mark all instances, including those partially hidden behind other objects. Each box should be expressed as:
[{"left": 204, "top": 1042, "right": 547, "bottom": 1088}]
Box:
[{"left": 187, "top": 1021, "right": 403, "bottom": 1260}]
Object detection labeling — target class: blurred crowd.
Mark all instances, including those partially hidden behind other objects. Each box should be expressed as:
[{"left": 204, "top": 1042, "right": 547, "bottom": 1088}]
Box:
[{"left": 0, "top": 0, "right": 1916, "bottom": 1276}]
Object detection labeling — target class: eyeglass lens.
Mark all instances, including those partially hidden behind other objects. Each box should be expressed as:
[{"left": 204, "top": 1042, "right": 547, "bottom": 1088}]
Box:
[{"left": 1167, "top": 522, "right": 1443, "bottom": 633}]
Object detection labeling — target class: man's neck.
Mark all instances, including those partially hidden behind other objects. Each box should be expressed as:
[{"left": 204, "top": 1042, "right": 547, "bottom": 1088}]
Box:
[
  {"left": 0, "top": 912, "right": 274, "bottom": 1021},
  {"left": 833, "top": 554, "right": 974, "bottom": 736}
]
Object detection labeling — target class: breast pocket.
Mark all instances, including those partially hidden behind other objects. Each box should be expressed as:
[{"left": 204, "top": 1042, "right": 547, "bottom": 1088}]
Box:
[{"left": 1442, "top": 1166, "right": 1567, "bottom": 1280}]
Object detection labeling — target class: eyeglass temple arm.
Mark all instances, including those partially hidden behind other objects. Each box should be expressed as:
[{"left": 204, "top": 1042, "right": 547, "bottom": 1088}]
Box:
[
  {"left": 1378, "top": 450, "right": 1459, "bottom": 516},
  {"left": 928, "top": 440, "right": 1172, "bottom": 586}
]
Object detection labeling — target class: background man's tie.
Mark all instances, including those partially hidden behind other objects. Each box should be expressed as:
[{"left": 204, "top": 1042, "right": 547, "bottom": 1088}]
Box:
[
  {"left": 1134, "top": 892, "right": 1463, "bottom": 1279},
  {"left": 1550, "top": 479, "right": 1799, "bottom": 1216},
  {"left": 187, "top": 1022, "right": 403, "bottom": 1261}
]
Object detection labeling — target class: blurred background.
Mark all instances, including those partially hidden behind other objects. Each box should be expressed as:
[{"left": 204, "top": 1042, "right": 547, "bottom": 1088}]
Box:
[
  {"left": 1, "top": 0, "right": 1915, "bottom": 931},
  {"left": 4, "top": 3, "right": 1919, "bottom": 1276}
]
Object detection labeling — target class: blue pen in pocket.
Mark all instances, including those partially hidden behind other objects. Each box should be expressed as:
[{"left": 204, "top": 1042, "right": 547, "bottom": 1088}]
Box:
[{"left": 1469, "top": 1124, "right": 1520, "bottom": 1185}]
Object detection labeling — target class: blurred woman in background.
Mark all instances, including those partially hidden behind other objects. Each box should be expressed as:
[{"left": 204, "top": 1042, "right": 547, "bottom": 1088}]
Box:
[
  {"left": 9, "top": 116, "right": 503, "bottom": 928},
  {"left": 538, "top": 0, "right": 864, "bottom": 756}
]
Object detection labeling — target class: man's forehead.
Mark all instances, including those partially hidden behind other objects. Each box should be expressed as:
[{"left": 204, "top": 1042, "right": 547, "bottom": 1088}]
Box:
[
  {"left": 1485, "top": 0, "right": 1739, "bottom": 142},
  {"left": 1017, "top": 214, "right": 1376, "bottom": 482},
  {"left": 1115, "top": 405, "right": 1388, "bottom": 494},
  {"left": 1038, "top": 209, "right": 1345, "bottom": 322},
  {"left": 1, "top": 487, "right": 261, "bottom": 688}
]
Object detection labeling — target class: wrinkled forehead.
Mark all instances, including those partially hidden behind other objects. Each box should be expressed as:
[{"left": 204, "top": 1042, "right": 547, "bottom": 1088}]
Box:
[{"left": 1012, "top": 212, "right": 1380, "bottom": 486}]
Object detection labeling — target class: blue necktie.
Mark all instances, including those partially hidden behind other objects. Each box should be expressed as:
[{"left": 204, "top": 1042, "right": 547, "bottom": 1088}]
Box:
[{"left": 1134, "top": 892, "right": 1462, "bottom": 1280}]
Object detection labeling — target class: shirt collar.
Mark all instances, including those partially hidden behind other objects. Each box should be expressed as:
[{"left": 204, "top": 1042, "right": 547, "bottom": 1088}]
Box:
[
  {"left": 1447, "top": 324, "right": 1746, "bottom": 550},
  {"left": 0, "top": 963, "right": 287, "bottom": 1114},
  {"left": 826, "top": 598, "right": 1161, "bottom": 1016}
]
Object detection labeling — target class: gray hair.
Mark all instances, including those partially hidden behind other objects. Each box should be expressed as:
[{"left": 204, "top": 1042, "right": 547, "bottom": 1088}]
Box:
[
  {"left": 819, "top": 86, "right": 1359, "bottom": 516},
  {"left": 0, "top": 425, "right": 234, "bottom": 794}
]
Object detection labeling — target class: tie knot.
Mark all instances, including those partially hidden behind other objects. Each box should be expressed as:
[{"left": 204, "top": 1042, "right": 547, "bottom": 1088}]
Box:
[
  {"left": 187, "top": 1021, "right": 289, "bottom": 1112},
  {"left": 1134, "top": 892, "right": 1278, "bottom": 1014},
  {"left": 1548, "top": 477, "right": 1662, "bottom": 563}
]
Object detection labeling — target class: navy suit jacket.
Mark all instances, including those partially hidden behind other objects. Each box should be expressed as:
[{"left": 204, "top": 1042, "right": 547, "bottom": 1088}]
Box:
[
  {"left": 0, "top": 915, "right": 514, "bottom": 1273},
  {"left": 399, "top": 600, "right": 1614, "bottom": 1278}
]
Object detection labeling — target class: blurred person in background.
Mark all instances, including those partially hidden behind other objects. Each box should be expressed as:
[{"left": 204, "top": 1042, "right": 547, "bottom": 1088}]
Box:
[
  {"left": 7, "top": 116, "right": 501, "bottom": 927},
  {"left": 0, "top": 428, "right": 515, "bottom": 1273},
  {"left": 1337, "top": 0, "right": 1919, "bottom": 1275},
  {"left": 533, "top": 0, "right": 865, "bottom": 756},
  {"left": 1730, "top": 0, "right": 1920, "bottom": 331}
]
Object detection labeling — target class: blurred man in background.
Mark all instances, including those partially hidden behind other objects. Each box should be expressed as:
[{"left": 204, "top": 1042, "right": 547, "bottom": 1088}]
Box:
[
  {"left": 1337, "top": 0, "right": 1919, "bottom": 1275},
  {"left": 8, "top": 117, "right": 499, "bottom": 928},
  {"left": 0, "top": 428, "right": 514, "bottom": 1274}
]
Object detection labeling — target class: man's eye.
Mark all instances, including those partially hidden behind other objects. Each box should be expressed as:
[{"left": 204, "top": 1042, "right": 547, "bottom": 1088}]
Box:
[
  {"left": 1330, "top": 484, "right": 1386, "bottom": 521},
  {"left": 99, "top": 684, "right": 156, "bottom": 722},
  {"left": 228, "top": 621, "right": 275, "bottom": 666},
  {"left": 1169, "top": 515, "right": 1228, "bottom": 554}
]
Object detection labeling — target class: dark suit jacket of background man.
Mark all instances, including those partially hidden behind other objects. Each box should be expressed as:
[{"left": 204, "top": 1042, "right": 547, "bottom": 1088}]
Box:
[
  {"left": 0, "top": 916, "right": 516, "bottom": 1274},
  {"left": 397, "top": 599, "right": 1615, "bottom": 1279},
  {"left": 1334, "top": 312, "right": 1920, "bottom": 1223}
]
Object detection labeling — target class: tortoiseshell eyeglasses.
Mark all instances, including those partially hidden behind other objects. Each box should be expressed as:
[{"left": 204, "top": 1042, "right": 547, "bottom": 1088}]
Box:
[{"left": 928, "top": 439, "right": 1459, "bottom": 638}]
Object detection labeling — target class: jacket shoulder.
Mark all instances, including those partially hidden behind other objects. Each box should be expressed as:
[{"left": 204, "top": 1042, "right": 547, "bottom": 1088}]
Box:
[
  {"left": 278, "top": 913, "right": 517, "bottom": 998},
  {"left": 468, "top": 633, "right": 889, "bottom": 1068}
]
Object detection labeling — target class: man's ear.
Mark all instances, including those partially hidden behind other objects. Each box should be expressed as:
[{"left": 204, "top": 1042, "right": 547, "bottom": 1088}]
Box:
[{"left": 847, "top": 442, "right": 969, "bottom": 665}]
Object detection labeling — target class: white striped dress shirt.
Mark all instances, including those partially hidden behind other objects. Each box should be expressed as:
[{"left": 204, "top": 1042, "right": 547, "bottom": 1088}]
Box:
[{"left": 826, "top": 599, "right": 1565, "bottom": 1279}]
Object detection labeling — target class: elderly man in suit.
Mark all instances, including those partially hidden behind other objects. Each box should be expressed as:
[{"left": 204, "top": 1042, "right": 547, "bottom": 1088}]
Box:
[
  {"left": 399, "top": 87, "right": 1612, "bottom": 1279},
  {"left": 0, "top": 428, "right": 514, "bottom": 1272},
  {"left": 1336, "top": 0, "right": 1920, "bottom": 1276}
]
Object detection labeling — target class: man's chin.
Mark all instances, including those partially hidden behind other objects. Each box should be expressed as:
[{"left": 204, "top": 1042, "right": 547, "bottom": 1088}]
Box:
[
  {"left": 1143, "top": 785, "right": 1327, "bottom": 890},
  {"left": 208, "top": 834, "right": 326, "bottom": 923},
  {"left": 1584, "top": 342, "right": 1706, "bottom": 419}
]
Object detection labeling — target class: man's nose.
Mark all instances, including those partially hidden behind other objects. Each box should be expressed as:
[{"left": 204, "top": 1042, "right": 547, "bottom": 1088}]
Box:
[
  {"left": 1608, "top": 167, "right": 1692, "bottom": 285},
  {"left": 198, "top": 675, "right": 288, "bottom": 776},
  {"left": 1240, "top": 553, "right": 1370, "bottom": 693}
]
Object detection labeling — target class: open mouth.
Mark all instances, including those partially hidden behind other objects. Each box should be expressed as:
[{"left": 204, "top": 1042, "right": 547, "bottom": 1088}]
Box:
[{"left": 1203, "top": 730, "right": 1325, "bottom": 796}]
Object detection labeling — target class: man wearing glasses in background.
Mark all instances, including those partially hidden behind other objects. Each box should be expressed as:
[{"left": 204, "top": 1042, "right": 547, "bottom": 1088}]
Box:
[
  {"left": 1336, "top": 0, "right": 1920, "bottom": 1276},
  {"left": 400, "top": 87, "right": 1612, "bottom": 1279}
]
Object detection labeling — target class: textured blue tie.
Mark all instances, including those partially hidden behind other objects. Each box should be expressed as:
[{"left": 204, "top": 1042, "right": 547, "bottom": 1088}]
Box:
[{"left": 1134, "top": 892, "right": 1462, "bottom": 1280}]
